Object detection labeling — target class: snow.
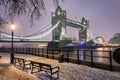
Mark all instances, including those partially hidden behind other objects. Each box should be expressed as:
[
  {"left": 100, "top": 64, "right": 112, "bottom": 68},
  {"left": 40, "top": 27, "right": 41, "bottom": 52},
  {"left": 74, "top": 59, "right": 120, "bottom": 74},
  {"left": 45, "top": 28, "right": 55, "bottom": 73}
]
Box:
[{"left": 0, "top": 52, "right": 120, "bottom": 80}]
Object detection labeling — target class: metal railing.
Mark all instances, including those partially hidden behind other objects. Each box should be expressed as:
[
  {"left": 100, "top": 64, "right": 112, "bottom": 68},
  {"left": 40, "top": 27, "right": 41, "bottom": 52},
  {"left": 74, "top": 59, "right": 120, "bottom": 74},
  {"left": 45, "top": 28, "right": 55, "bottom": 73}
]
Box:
[{"left": 0, "top": 47, "right": 119, "bottom": 71}]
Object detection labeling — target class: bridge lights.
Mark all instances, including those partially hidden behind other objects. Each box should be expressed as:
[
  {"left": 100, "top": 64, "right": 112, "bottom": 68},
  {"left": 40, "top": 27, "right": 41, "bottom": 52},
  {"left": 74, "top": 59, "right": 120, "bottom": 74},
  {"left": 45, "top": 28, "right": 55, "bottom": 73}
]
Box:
[
  {"left": 83, "top": 21, "right": 86, "bottom": 25},
  {"left": 57, "top": 11, "right": 60, "bottom": 15},
  {"left": 52, "top": 12, "right": 56, "bottom": 17},
  {"left": 10, "top": 22, "right": 16, "bottom": 64}
]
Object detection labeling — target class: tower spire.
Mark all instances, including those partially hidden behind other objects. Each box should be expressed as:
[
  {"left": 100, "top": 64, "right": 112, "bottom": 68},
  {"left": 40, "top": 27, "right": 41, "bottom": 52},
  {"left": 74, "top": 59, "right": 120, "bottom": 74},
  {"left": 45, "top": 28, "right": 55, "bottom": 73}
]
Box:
[{"left": 54, "top": 0, "right": 59, "bottom": 8}]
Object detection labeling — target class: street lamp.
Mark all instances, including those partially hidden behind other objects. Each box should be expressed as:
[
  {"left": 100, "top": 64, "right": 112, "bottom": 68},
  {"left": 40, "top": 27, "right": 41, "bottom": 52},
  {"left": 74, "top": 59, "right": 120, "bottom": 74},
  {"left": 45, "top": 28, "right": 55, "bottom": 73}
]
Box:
[{"left": 10, "top": 22, "right": 15, "bottom": 64}]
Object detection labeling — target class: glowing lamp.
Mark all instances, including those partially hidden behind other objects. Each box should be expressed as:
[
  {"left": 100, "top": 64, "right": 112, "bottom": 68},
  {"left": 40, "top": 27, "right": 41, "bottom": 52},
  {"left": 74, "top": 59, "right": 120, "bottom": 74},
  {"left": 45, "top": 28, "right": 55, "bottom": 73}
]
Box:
[{"left": 10, "top": 22, "right": 16, "bottom": 31}]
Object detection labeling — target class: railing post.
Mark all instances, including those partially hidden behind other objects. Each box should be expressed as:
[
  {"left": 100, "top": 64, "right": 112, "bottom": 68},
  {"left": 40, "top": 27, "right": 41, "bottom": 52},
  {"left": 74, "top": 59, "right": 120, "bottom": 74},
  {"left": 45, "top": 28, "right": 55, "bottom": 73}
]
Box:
[
  {"left": 8, "top": 47, "right": 9, "bottom": 52},
  {"left": 42, "top": 48, "right": 44, "bottom": 57},
  {"left": 7, "top": 48, "right": 8, "bottom": 52},
  {"left": 58, "top": 49, "right": 60, "bottom": 55},
  {"left": 90, "top": 50, "right": 94, "bottom": 67},
  {"left": 35, "top": 48, "right": 36, "bottom": 56},
  {"left": 58, "top": 48, "right": 61, "bottom": 60},
  {"left": 37, "top": 48, "right": 39, "bottom": 56},
  {"left": 16, "top": 48, "right": 17, "bottom": 53},
  {"left": 36, "top": 48, "right": 38, "bottom": 56},
  {"left": 20, "top": 48, "right": 21, "bottom": 53},
  {"left": 52, "top": 49, "right": 54, "bottom": 59},
  {"left": 83, "top": 50, "right": 86, "bottom": 60},
  {"left": 6, "top": 47, "right": 9, "bottom": 52},
  {"left": 67, "top": 50, "right": 69, "bottom": 62},
  {"left": 5, "top": 47, "right": 6, "bottom": 52},
  {"left": 37, "top": 48, "right": 38, "bottom": 56},
  {"left": 31, "top": 48, "right": 32, "bottom": 55},
  {"left": 19, "top": 48, "right": 21, "bottom": 53},
  {"left": 14, "top": 48, "right": 15, "bottom": 53},
  {"left": 19, "top": 48, "right": 20, "bottom": 53},
  {"left": 0, "top": 48, "right": 1, "bottom": 52},
  {"left": 28, "top": 48, "right": 30, "bottom": 54},
  {"left": 6, "top": 47, "right": 7, "bottom": 52},
  {"left": 32, "top": 47, "right": 34, "bottom": 55},
  {"left": 0, "top": 47, "right": 1, "bottom": 52},
  {"left": 4, "top": 47, "right": 6, "bottom": 52},
  {"left": 22, "top": 48, "right": 24, "bottom": 54},
  {"left": 77, "top": 50, "right": 80, "bottom": 64},
  {"left": 13, "top": 48, "right": 15, "bottom": 54},
  {"left": 25, "top": 48, "right": 27, "bottom": 54},
  {"left": 46, "top": 48, "right": 48, "bottom": 58},
  {"left": 18, "top": 48, "right": 20, "bottom": 53},
  {"left": 109, "top": 50, "right": 112, "bottom": 71},
  {"left": 38, "top": 48, "right": 39, "bottom": 56}
]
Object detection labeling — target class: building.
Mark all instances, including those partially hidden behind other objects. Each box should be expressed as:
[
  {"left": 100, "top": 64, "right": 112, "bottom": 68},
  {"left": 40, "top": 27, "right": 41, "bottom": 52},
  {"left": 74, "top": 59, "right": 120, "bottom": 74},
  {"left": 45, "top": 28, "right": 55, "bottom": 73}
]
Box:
[{"left": 109, "top": 33, "right": 120, "bottom": 46}]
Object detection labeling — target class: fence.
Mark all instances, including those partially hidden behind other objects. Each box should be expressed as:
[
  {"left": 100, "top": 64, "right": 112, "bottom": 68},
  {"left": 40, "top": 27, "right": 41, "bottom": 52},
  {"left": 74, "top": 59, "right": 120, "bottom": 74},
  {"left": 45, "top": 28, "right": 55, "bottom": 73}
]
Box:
[{"left": 0, "top": 47, "right": 120, "bottom": 71}]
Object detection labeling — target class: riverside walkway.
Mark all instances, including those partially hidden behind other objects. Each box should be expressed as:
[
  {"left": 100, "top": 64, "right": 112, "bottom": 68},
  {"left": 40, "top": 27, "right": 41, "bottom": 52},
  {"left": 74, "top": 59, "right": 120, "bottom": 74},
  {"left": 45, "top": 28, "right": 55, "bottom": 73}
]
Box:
[{"left": 0, "top": 52, "right": 120, "bottom": 80}]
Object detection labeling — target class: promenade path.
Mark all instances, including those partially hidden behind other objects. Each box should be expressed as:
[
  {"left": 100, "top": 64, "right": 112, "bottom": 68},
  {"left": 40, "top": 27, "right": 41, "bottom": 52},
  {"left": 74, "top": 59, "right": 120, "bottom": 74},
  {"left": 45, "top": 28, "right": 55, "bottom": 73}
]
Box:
[{"left": 0, "top": 52, "right": 120, "bottom": 80}]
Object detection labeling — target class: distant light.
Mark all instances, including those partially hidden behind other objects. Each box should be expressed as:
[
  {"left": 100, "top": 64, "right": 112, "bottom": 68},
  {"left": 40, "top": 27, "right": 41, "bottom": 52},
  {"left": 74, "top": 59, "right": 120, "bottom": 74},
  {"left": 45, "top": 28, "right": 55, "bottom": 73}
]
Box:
[
  {"left": 57, "top": 11, "right": 60, "bottom": 15},
  {"left": 52, "top": 13, "right": 55, "bottom": 17},
  {"left": 79, "top": 42, "right": 85, "bottom": 47},
  {"left": 83, "top": 22, "right": 86, "bottom": 25}
]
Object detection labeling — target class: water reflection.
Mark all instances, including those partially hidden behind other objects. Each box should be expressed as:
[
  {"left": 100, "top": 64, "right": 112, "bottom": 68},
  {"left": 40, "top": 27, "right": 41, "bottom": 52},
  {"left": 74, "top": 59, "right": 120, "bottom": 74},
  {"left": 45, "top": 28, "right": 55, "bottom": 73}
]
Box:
[
  {"left": 80, "top": 47, "right": 120, "bottom": 66},
  {"left": 95, "top": 48, "right": 109, "bottom": 63},
  {"left": 80, "top": 54, "right": 84, "bottom": 60}
]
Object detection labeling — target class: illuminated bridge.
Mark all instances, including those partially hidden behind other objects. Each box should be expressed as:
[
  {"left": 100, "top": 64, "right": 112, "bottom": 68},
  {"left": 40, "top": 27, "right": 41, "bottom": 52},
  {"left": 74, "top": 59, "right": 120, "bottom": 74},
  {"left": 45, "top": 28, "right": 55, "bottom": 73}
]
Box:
[{"left": 0, "top": 6, "right": 94, "bottom": 43}]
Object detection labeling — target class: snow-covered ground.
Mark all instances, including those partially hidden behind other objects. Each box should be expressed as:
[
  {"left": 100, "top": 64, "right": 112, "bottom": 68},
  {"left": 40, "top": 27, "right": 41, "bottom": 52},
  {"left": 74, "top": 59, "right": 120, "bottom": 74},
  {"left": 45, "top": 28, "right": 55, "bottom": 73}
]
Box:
[{"left": 0, "top": 52, "right": 120, "bottom": 80}]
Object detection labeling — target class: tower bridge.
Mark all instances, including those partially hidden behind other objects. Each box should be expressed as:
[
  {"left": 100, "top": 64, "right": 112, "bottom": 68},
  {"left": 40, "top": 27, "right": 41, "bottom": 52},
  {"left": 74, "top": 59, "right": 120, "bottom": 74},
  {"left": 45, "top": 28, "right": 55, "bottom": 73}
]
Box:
[
  {"left": 0, "top": 6, "right": 93, "bottom": 44},
  {"left": 52, "top": 6, "right": 89, "bottom": 42}
]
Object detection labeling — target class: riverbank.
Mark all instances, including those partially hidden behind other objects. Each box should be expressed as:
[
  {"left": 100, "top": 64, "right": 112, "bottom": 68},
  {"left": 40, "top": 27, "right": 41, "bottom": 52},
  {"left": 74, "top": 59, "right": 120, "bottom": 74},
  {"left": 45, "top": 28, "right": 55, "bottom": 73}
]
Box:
[{"left": 0, "top": 53, "right": 120, "bottom": 80}]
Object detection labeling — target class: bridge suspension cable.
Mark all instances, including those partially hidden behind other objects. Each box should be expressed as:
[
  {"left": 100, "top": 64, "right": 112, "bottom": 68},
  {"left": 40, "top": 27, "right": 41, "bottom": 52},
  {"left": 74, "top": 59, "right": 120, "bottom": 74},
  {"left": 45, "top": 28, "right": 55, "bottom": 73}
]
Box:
[
  {"left": 21, "top": 20, "right": 61, "bottom": 39},
  {"left": 0, "top": 20, "right": 61, "bottom": 40}
]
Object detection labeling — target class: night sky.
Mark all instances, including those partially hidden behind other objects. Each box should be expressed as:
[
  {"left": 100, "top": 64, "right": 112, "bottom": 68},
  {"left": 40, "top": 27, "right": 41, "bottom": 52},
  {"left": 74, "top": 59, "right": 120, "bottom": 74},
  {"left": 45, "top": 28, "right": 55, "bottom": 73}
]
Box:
[{"left": 5, "top": 0, "right": 120, "bottom": 41}]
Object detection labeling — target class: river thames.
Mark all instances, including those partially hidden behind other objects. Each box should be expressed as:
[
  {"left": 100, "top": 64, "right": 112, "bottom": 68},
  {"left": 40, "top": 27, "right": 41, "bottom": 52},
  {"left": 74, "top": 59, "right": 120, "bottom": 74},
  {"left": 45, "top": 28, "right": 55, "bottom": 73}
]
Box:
[{"left": 1, "top": 42, "right": 120, "bottom": 67}]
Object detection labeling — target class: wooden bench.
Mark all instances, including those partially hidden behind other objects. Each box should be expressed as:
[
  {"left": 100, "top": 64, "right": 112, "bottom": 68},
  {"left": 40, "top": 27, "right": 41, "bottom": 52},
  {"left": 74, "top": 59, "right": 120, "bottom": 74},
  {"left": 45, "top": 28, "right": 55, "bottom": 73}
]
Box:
[
  {"left": 14, "top": 57, "right": 31, "bottom": 70},
  {"left": 31, "top": 61, "right": 60, "bottom": 79}
]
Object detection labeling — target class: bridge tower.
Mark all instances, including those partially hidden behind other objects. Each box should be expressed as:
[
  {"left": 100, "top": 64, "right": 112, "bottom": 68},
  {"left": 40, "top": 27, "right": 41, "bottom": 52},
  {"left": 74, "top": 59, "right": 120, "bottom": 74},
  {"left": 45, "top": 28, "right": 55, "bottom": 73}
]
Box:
[
  {"left": 78, "top": 17, "right": 89, "bottom": 42},
  {"left": 51, "top": 6, "right": 66, "bottom": 40}
]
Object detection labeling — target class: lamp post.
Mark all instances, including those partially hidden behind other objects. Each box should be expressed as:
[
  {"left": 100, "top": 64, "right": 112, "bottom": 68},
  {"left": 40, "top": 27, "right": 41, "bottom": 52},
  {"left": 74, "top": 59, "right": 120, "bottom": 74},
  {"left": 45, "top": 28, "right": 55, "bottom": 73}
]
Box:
[{"left": 10, "top": 22, "right": 15, "bottom": 64}]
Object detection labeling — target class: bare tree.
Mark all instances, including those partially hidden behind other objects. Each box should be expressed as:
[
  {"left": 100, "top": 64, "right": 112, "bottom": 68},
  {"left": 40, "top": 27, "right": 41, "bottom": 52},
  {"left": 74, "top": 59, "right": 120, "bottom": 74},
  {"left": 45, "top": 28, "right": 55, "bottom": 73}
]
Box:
[
  {"left": 0, "top": 0, "right": 45, "bottom": 28},
  {"left": 0, "top": 0, "right": 64, "bottom": 28}
]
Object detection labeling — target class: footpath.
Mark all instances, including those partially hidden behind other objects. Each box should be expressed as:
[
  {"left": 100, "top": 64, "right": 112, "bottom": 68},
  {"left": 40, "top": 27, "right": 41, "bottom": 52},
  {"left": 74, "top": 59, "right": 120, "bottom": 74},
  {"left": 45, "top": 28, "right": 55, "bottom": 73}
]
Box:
[{"left": 0, "top": 52, "right": 120, "bottom": 80}]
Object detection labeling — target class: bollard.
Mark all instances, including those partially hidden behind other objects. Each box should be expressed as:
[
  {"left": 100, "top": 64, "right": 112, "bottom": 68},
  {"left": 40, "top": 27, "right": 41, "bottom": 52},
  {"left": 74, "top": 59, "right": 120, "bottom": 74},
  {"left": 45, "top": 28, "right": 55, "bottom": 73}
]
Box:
[{"left": 58, "top": 54, "right": 64, "bottom": 63}]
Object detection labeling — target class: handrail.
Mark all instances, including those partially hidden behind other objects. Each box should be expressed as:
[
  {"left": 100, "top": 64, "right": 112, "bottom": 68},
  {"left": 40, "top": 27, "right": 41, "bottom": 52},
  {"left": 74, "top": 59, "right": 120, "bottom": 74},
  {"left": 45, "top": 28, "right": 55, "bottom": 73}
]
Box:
[{"left": 0, "top": 47, "right": 119, "bottom": 71}]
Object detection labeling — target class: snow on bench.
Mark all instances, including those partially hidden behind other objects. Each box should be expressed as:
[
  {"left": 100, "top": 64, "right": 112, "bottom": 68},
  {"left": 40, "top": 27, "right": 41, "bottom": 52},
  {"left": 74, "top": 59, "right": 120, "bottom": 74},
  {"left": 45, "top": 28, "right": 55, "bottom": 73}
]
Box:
[{"left": 31, "top": 61, "right": 60, "bottom": 79}]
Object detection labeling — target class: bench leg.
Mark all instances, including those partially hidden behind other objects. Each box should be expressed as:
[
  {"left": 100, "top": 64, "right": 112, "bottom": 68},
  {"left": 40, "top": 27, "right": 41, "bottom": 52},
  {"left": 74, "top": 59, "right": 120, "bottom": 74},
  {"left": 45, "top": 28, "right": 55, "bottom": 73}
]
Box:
[
  {"left": 31, "top": 66, "right": 33, "bottom": 74},
  {"left": 23, "top": 63, "right": 25, "bottom": 70},
  {"left": 50, "top": 75, "right": 52, "bottom": 80},
  {"left": 14, "top": 61, "right": 16, "bottom": 66},
  {"left": 14, "top": 60, "right": 19, "bottom": 66},
  {"left": 57, "top": 72, "right": 59, "bottom": 79},
  {"left": 30, "top": 62, "right": 34, "bottom": 74},
  {"left": 30, "top": 64, "right": 31, "bottom": 69}
]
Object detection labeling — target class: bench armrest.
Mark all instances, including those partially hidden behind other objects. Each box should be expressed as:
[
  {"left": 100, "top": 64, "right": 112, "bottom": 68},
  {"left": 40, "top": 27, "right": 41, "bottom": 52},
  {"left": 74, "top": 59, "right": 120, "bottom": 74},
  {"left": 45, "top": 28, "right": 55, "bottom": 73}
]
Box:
[
  {"left": 25, "top": 60, "right": 31, "bottom": 62},
  {"left": 52, "top": 66, "right": 60, "bottom": 70}
]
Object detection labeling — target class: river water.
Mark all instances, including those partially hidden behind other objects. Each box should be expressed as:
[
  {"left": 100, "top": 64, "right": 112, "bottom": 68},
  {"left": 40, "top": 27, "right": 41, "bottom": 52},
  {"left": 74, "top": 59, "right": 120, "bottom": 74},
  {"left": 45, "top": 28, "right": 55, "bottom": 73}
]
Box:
[
  {"left": 63, "top": 47, "right": 120, "bottom": 67},
  {"left": 2, "top": 42, "right": 120, "bottom": 66}
]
